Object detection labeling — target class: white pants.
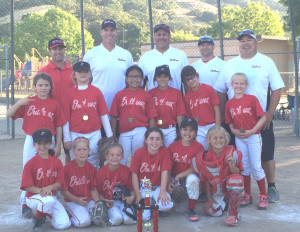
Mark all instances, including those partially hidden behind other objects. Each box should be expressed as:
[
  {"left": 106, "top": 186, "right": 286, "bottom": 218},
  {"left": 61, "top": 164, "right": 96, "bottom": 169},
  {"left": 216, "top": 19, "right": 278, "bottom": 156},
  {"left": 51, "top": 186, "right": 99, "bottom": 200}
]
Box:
[
  {"left": 26, "top": 195, "right": 71, "bottom": 230},
  {"left": 161, "top": 127, "right": 176, "bottom": 147},
  {"left": 119, "top": 127, "right": 147, "bottom": 165},
  {"left": 140, "top": 186, "right": 173, "bottom": 221},
  {"left": 236, "top": 134, "right": 265, "bottom": 180},
  {"left": 66, "top": 200, "right": 95, "bottom": 227},
  {"left": 69, "top": 130, "right": 102, "bottom": 170},
  {"left": 20, "top": 135, "right": 55, "bottom": 205},
  {"left": 108, "top": 200, "right": 136, "bottom": 226},
  {"left": 196, "top": 123, "right": 215, "bottom": 150}
]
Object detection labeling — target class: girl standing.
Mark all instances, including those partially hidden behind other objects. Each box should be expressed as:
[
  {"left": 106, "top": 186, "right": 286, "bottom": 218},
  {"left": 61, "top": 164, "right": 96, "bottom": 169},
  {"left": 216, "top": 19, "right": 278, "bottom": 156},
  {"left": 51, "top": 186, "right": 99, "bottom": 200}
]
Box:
[
  {"left": 110, "top": 65, "right": 157, "bottom": 165},
  {"left": 62, "top": 61, "right": 113, "bottom": 170},
  {"left": 61, "top": 137, "right": 100, "bottom": 227},
  {"left": 130, "top": 127, "right": 173, "bottom": 221},
  {"left": 6, "top": 73, "right": 66, "bottom": 217},
  {"left": 225, "top": 73, "right": 267, "bottom": 209},
  {"left": 149, "top": 65, "right": 185, "bottom": 147}
]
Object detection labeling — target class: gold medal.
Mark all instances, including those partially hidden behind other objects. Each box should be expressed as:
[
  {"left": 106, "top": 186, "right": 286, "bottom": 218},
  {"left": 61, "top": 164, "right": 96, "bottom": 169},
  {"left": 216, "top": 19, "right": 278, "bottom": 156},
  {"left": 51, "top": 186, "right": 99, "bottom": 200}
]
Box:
[
  {"left": 128, "top": 117, "right": 134, "bottom": 123},
  {"left": 240, "top": 128, "right": 245, "bottom": 133},
  {"left": 158, "top": 119, "right": 163, "bottom": 125},
  {"left": 83, "top": 115, "right": 89, "bottom": 121}
]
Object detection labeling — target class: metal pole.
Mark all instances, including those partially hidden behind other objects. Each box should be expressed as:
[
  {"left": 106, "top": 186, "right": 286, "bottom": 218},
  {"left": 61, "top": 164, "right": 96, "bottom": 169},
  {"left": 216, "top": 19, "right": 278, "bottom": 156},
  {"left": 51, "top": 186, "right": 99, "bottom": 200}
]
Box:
[
  {"left": 148, "top": 0, "right": 154, "bottom": 49},
  {"left": 217, "top": 0, "right": 224, "bottom": 60},
  {"left": 10, "top": 0, "right": 15, "bottom": 139},
  {"left": 80, "top": 0, "right": 85, "bottom": 57},
  {"left": 288, "top": 0, "right": 299, "bottom": 136}
]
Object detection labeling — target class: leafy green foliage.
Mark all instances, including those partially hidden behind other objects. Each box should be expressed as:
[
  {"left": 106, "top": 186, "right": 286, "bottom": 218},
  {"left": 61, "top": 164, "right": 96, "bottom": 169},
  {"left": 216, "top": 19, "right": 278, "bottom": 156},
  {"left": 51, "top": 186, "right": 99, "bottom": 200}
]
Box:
[{"left": 279, "top": 0, "right": 300, "bottom": 36}]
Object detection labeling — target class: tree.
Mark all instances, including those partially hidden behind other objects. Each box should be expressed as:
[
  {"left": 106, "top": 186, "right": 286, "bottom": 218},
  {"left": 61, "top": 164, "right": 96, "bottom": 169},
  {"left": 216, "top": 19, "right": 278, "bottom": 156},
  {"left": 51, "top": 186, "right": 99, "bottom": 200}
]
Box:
[
  {"left": 207, "top": 2, "right": 284, "bottom": 38},
  {"left": 279, "top": 0, "right": 300, "bottom": 36},
  {"left": 4, "top": 8, "right": 94, "bottom": 59},
  {"left": 171, "top": 30, "right": 198, "bottom": 42}
]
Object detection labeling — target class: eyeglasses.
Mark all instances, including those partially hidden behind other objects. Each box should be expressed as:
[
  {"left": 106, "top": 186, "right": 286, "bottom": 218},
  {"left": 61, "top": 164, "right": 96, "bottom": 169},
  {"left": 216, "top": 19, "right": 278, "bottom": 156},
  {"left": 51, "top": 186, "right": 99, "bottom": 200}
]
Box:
[
  {"left": 183, "top": 75, "right": 196, "bottom": 82},
  {"left": 127, "top": 75, "right": 142, "bottom": 79}
]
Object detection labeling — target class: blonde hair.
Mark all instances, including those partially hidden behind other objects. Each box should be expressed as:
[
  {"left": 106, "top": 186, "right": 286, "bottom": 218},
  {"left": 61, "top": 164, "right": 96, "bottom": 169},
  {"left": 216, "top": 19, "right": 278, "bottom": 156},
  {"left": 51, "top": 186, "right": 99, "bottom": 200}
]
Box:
[
  {"left": 73, "top": 136, "right": 90, "bottom": 148},
  {"left": 206, "top": 126, "right": 230, "bottom": 150},
  {"left": 231, "top": 72, "right": 248, "bottom": 86}
]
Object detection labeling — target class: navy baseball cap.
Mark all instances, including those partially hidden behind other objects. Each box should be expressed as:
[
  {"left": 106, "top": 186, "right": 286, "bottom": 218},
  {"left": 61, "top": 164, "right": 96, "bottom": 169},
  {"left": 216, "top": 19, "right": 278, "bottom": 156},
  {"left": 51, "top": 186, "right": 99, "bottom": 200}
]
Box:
[
  {"left": 48, "top": 38, "right": 65, "bottom": 50},
  {"left": 198, "top": 35, "right": 214, "bottom": 46},
  {"left": 180, "top": 117, "right": 198, "bottom": 132},
  {"left": 32, "top": 129, "right": 52, "bottom": 143},
  {"left": 155, "top": 65, "right": 171, "bottom": 77},
  {"left": 237, "top": 29, "right": 257, "bottom": 41},
  {"left": 73, "top": 61, "right": 90, "bottom": 72},
  {"left": 101, "top": 19, "right": 116, "bottom": 30},
  {"left": 154, "top": 23, "right": 170, "bottom": 33}
]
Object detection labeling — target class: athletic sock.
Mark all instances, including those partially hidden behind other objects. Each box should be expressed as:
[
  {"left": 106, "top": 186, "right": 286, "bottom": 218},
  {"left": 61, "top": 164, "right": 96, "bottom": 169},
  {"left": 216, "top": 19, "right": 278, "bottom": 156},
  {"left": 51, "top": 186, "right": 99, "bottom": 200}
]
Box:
[
  {"left": 22, "top": 204, "right": 27, "bottom": 208},
  {"left": 242, "top": 175, "right": 251, "bottom": 195},
  {"left": 268, "top": 183, "right": 276, "bottom": 189},
  {"left": 257, "top": 178, "right": 267, "bottom": 196},
  {"left": 188, "top": 199, "right": 196, "bottom": 209}
]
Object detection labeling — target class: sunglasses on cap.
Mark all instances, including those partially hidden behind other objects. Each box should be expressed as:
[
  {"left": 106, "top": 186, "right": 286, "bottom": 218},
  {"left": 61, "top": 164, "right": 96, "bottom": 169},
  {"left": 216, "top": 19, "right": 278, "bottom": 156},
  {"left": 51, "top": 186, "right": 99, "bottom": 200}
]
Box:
[
  {"left": 183, "top": 75, "right": 197, "bottom": 82},
  {"left": 238, "top": 29, "right": 257, "bottom": 40},
  {"left": 154, "top": 24, "right": 170, "bottom": 33},
  {"left": 198, "top": 36, "right": 214, "bottom": 45}
]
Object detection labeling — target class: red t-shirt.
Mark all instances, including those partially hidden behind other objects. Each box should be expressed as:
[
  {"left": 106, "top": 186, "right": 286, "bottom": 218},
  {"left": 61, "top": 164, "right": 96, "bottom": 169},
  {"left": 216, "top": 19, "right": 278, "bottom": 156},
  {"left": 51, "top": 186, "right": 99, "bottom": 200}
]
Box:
[
  {"left": 62, "top": 160, "right": 97, "bottom": 202},
  {"left": 12, "top": 95, "right": 66, "bottom": 135},
  {"left": 149, "top": 87, "right": 185, "bottom": 128},
  {"left": 169, "top": 139, "right": 204, "bottom": 177},
  {"left": 184, "top": 83, "right": 220, "bottom": 126},
  {"left": 62, "top": 85, "right": 108, "bottom": 133},
  {"left": 38, "top": 61, "right": 74, "bottom": 103},
  {"left": 96, "top": 164, "right": 132, "bottom": 200},
  {"left": 225, "top": 94, "right": 265, "bottom": 134},
  {"left": 20, "top": 155, "right": 64, "bottom": 197},
  {"left": 109, "top": 88, "right": 158, "bottom": 133},
  {"left": 129, "top": 146, "right": 172, "bottom": 186}
]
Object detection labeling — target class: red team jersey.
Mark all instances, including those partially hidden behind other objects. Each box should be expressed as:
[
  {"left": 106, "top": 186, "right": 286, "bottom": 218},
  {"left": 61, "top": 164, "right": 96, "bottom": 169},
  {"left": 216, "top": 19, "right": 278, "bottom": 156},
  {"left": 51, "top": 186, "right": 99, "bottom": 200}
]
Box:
[
  {"left": 130, "top": 147, "right": 172, "bottom": 186},
  {"left": 12, "top": 95, "right": 66, "bottom": 135},
  {"left": 225, "top": 94, "right": 265, "bottom": 134},
  {"left": 62, "top": 160, "right": 97, "bottom": 202},
  {"left": 62, "top": 84, "right": 108, "bottom": 134},
  {"left": 169, "top": 139, "right": 204, "bottom": 177},
  {"left": 109, "top": 88, "right": 158, "bottom": 133},
  {"left": 96, "top": 164, "right": 133, "bottom": 200},
  {"left": 20, "top": 155, "right": 65, "bottom": 197},
  {"left": 184, "top": 83, "right": 220, "bottom": 126},
  {"left": 38, "top": 61, "right": 74, "bottom": 102},
  {"left": 149, "top": 87, "right": 185, "bottom": 128}
]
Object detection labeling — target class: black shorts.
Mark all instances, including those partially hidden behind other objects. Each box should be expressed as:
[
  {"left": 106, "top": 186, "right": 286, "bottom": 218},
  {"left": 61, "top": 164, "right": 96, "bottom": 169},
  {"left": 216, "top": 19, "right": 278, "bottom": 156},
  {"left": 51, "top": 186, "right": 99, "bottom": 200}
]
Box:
[{"left": 261, "top": 121, "right": 275, "bottom": 162}]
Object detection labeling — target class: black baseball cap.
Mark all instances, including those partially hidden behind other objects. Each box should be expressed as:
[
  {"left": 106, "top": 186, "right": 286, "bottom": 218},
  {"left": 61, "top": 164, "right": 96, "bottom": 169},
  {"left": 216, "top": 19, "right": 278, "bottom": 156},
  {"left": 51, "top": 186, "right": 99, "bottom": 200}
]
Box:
[
  {"left": 180, "top": 117, "right": 198, "bottom": 132},
  {"left": 155, "top": 65, "right": 171, "bottom": 77},
  {"left": 101, "top": 19, "right": 116, "bottom": 30},
  {"left": 32, "top": 129, "right": 52, "bottom": 143},
  {"left": 181, "top": 65, "right": 197, "bottom": 82},
  {"left": 73, "top": 61, "right": 90, "bottom": 72},
  {"left": 237, "top": 29, "right": 257, "bottom": 41},
  {"left": 154, "top": 23, "right": 170, "bottom": 33},
  {"left": 198, "top": 35, "right": 214, "bottom": 46},
  {"left": 48, "top": 38, "right": 66, "bottom": 50}
]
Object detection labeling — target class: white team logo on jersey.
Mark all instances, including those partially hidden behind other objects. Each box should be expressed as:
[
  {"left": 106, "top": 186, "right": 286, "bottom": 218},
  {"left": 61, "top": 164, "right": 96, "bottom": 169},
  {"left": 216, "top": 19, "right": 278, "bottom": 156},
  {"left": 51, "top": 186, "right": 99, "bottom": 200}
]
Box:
[
  {"left": 121, "top": 97, "right": 145, "bottom": 109},
  {"left": 103, "top": 180, "right": 121, "bottom": 191},
  {"left": 140, "top": 162, "right": 161, "bottom": 172},
  {"left": 230, "top": 106, "right": 253, "bottom": 118},
  {"left": 72, "top": 99, "right": 97, "bottom": 110},
  {"left": 189, "top": 97, "right": 209, "bottom": 109},
  {"left": 36, "top": 168, "right": 57, "bottom": 180},
  {"left": 153, "top": 97, "right": 175, "bottom": 109},
  {"left": 69, "top": 175, "right": 90, "bottom": 187},
  {"left": 27, "top": 106, "right": 54, "bottom": 121}
]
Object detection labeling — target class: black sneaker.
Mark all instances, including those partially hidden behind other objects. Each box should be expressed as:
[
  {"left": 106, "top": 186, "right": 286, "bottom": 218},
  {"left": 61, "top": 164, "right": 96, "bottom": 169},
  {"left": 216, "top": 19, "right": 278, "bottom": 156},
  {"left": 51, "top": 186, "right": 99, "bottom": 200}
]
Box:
[
  {"left": 32, "top": 217, "right": 46, "bottom": 232},
  {"left": 22, "top": 206, "right": 33, "bottom": 218},
  {"left": 188, "top": 209, "right": 199, "bottom": 222}
]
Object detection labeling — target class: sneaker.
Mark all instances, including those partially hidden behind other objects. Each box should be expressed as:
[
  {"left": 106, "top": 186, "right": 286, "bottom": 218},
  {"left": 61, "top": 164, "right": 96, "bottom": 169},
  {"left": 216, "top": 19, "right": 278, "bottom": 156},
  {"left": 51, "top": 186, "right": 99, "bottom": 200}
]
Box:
[
  {"left": 224, "top": 215, "right": 239, "bottom": 226},
  {"left": 197, "top": 192, "right": 207, "bottom": 203},
  {"left": 258, "top": 195, "right": 268, "bottom": 210},
  {"left": 188, "top": 209, "right": 199, "bottom": 222},
  {"left": 32, "top": 217, "right": 46, "bottom": 232},
  {"left": 240, "top": 193, "right": 252, "bottom": 207},
  {"left": 22, "top": 206, "right": 33, "bottom": 218},
  {"left": 267, "top": 187, "right": 280, "bottom": 203}
]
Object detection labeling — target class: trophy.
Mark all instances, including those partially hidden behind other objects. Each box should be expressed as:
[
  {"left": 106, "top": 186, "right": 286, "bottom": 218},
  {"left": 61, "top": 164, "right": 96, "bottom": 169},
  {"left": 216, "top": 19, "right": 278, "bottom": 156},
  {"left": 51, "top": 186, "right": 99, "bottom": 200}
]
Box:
[{"left": 137, "top": 177, "right": 159, "bottom": 232}]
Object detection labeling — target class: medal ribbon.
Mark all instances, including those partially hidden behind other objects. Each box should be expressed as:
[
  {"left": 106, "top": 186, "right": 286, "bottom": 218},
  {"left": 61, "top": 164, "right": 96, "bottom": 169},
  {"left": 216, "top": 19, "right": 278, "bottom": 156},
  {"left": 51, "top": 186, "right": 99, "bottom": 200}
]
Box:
[
  {"left": 156, "top": 88, "right": 168, "bottom": 126},
  {"left": 37, "top": 154, "right": 54, "bottom": 187},
  {"left": 106, "top": 166, "right": 121, "bottom": 199},
  {"left": 76, "top": 85, "right": 88, "bottom": 120},
  {"left": 146, "top": 149, "right": 161, "bottom": 186},
  {"left": 128, "top": 94, "right": 137, "bottom": 121},
  {"left": 238, "top": 96, "right": 244, "bottom": 130},
  {"left": 178, "top": 142, "right": 193, "bottom": 172}
]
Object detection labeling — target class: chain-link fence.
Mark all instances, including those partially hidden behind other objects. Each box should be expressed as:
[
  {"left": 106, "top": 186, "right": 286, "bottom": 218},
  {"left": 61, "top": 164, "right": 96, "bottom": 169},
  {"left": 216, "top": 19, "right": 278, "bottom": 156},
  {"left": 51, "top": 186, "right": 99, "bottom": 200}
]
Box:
[{"left": 0, "top": 0, "right": 299, "bottom": 139}]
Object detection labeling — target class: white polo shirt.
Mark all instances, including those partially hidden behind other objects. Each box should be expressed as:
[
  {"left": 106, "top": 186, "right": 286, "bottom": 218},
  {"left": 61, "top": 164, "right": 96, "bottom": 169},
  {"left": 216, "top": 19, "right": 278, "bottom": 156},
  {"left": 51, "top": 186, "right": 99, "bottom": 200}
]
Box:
[
  {"left": 138, "top": 46, "right": 189, "bottom": 91},
  {"left": 191, "top": 56, "right": 225, "bottom": 87},
  {"left": 83, "top": 44, "right": 133, "bottom": 110},
  {"left": 214, "top": 52, "right": 285, "bottom": 112}
]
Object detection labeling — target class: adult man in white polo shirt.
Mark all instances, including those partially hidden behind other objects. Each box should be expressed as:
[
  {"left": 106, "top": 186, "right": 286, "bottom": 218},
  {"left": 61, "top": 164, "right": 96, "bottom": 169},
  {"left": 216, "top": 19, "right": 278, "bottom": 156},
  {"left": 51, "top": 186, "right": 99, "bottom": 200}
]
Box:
[
  {"left": 83, "top": 19, "right": 133, "bottom": 111},
  {"left": 138, "top": 23, "right": 189, "bottom": 91},
  {"left": 192, "top": 35, "right": 225, "bottom": 87},
  {"left": 214, "top": 29, "right": 284, "bottom": 203}
]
